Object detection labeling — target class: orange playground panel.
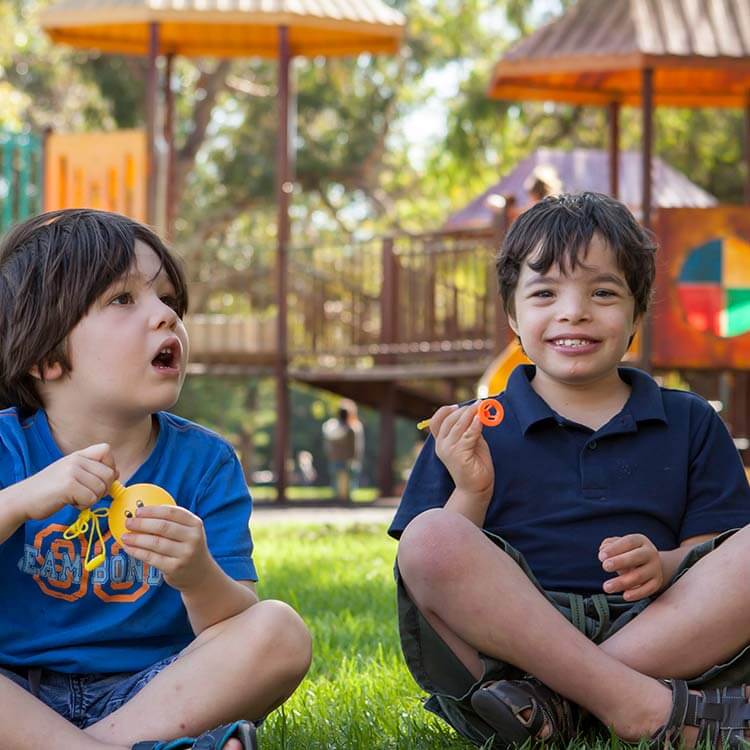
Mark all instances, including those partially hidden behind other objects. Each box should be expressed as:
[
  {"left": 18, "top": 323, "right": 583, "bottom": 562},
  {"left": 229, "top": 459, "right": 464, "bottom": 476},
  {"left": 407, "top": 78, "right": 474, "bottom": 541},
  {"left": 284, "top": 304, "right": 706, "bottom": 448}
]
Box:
[{"left": 44, "top": 130, "right": 147, "bottom": 221}]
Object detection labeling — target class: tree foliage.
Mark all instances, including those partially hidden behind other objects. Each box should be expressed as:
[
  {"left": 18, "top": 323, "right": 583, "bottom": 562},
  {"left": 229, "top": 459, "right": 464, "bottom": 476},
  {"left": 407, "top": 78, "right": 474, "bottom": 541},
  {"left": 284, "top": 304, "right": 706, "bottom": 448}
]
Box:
[{"left": 3, "top": 0, "right": 748, "bottom": 476}]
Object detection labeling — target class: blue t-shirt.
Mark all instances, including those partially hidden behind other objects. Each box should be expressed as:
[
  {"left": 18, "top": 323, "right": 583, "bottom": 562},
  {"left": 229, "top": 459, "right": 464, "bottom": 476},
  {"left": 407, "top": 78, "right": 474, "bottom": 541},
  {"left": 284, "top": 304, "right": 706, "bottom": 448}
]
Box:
[
  {"left": 389, "top": 365, "right": 750, "bottom": 594},
  {"left": 0, "top": 408, "right": 257, "bottom": 673}
]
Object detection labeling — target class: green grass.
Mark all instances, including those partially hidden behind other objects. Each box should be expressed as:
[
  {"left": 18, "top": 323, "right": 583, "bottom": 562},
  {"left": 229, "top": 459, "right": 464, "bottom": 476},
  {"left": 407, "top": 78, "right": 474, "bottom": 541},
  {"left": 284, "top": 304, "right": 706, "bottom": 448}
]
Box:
[
  {"left": 252, "top": 522, "right": 654, "bottom": 750},
  {"left": 253, "top": 522, "right": 471, "bottom": 749}
]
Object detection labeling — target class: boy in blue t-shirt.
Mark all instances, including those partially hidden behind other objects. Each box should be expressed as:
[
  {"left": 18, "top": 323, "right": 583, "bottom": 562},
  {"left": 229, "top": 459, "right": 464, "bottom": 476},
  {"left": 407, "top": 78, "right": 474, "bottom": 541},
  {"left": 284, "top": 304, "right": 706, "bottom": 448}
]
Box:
[
  {"left": 0, "top": 209, "right": 311, "bottom": 750},
  {"left": 390, "top": 193, "right": 750, "bottom": 749}
]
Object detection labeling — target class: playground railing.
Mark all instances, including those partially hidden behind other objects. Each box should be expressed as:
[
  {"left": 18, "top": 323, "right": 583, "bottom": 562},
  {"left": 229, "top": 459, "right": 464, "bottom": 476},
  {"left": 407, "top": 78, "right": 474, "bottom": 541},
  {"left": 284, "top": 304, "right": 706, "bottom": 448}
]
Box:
[
  {"left": 287, "top": 228, "right": 504, "bottom": 368},
  {"left": 0, "top": 130, "right": 43, "bottom": 234}
]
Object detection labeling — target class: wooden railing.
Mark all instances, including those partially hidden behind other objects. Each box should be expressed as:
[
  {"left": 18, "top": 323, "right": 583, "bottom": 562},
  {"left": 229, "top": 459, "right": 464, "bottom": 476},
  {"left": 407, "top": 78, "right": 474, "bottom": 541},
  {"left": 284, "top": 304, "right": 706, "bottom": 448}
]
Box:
[
  {"left": 286, "top": 228, "right": 503, "bottom": 369},
  {"left": 187, "top": 227, "right": 506, "bottom": 371}
]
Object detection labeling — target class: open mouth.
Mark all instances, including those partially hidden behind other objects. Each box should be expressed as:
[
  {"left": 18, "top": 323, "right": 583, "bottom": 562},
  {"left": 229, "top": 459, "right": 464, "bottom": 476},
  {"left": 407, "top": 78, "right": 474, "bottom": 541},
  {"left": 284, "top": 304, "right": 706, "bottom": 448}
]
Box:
[{"left": 151, "top": 339, "right": 181, "bottom": 369}]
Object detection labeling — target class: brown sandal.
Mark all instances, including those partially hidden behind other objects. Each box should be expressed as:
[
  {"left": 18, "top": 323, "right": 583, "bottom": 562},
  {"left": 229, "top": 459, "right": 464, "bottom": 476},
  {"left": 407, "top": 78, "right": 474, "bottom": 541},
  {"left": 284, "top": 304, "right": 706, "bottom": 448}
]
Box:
[
  {"left": 470, "top": 676, "right": 578, "bottom": 748},
  {"left": 650, "top": 679, "right": 750, "bottom": 749}
]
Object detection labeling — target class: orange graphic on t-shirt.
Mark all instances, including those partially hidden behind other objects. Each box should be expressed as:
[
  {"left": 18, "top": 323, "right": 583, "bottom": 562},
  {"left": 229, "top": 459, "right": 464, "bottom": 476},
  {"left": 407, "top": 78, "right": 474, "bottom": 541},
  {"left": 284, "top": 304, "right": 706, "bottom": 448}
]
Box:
[
  {"left": 93, "top": 539, "right": 152, "bottom": 603},
  {"left": 31, "top": 523, "right": 158, "bottom": 603},
  {"left": 33, "top": 523, "right": 91, "bottom": 601}
]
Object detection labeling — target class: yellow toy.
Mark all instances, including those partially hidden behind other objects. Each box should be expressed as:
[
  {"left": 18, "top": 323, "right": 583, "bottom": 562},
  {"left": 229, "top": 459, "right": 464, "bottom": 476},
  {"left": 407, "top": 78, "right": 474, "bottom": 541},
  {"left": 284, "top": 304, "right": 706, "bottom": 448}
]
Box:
[{"left": 64, "top": 480, "right": 176, "bottom": 571}]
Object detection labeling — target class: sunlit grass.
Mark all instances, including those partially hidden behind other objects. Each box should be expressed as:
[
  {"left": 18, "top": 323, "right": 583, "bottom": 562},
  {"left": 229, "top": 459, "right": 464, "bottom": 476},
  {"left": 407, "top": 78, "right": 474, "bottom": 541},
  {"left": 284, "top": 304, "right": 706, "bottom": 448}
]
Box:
[{"left": 252, "top": 522, "right": 644, "bottom": 750}]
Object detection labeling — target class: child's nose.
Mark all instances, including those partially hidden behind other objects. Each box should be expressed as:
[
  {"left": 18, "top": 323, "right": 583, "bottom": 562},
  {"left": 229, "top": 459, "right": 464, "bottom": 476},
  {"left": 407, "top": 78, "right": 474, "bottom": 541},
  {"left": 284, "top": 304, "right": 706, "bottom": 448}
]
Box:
[
  {"left": 556, "top": 295, "right": 591, "bottom": 321},
  {"left": 151, "top": 298, "right": 178, "bottom": 329}
]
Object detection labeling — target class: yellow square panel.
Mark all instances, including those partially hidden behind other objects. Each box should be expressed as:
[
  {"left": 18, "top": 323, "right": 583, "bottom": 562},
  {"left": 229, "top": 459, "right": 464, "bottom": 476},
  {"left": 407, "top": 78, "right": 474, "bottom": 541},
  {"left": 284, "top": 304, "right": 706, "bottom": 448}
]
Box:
[{"left": 723, "top": 235, "right": 750, "bottom": 288}]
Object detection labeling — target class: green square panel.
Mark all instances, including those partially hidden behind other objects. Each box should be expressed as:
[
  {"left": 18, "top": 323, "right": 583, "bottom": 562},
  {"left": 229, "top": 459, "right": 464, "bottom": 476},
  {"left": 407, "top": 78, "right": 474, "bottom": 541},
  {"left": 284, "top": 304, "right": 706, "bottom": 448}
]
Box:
[{"left": 725, "top": 288, "right": 750, "bottom": 337}]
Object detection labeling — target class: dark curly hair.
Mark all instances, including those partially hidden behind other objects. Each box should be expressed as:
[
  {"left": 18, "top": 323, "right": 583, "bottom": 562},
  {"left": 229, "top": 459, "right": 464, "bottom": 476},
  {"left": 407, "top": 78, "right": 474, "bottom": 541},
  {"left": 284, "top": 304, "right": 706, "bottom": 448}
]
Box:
[{"left": 496, "top": 192, "right": 657, "bottom": 321}]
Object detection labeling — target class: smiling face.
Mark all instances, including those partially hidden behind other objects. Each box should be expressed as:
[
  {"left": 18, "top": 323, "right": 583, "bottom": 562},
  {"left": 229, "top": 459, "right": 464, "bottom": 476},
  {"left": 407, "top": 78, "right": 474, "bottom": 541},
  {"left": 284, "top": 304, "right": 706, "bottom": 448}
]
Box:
[
  {"left": 42, "top": 240, "right": 190, "bottom": 419},
  {"left": 108, "top": 482, "right": 176, "bottom": 545},
  {"left": 508, "top": 233, "right": 638, "bottom": 394}
]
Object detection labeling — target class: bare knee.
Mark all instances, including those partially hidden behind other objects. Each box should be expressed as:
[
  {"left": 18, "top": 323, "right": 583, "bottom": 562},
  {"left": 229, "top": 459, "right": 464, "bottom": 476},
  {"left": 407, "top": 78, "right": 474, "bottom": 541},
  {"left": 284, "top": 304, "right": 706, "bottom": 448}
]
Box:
[
  {"left": 248, "top": 600, "right": 312, "bottom": 684},
  {"left": 398, "top": 508, "right": 482, "bottom": 589}
]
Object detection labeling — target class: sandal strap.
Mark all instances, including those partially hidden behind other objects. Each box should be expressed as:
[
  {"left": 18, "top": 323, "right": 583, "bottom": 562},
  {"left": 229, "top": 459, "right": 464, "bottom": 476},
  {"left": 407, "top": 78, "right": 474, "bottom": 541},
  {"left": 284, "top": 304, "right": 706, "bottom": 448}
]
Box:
[
  {"left": 690, "top": 686, "right": 750, "bottom": 750},
  {"left": 649, "top": 679, "right": 690, "bottom": 748},
  {"left": 471, "top": 677, "right": 577, "bottom": 745}
]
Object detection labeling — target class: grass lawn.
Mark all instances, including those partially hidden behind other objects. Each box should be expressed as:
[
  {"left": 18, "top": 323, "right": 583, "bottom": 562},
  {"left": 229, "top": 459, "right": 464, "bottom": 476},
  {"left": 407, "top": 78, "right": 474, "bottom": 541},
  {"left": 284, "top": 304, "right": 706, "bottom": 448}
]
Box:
[
  {"left": 252, "top": 521, "right": 470, "bottom": 749},
  {"left": 252, "top": 522, "right": 635, "bottom": 750}
]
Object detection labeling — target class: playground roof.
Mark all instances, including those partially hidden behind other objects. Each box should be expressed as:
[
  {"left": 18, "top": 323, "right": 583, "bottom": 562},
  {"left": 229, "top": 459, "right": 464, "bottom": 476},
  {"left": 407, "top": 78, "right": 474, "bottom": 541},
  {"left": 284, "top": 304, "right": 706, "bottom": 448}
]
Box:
[
  {"left": 488, "top": 0, "right": 750, "bottom": 108},
  {"left": 39, "top": 0, "right": 405, "bottom": 57},
  {"left": 443, "top": 148, "right": 718, "bottom": 230}
]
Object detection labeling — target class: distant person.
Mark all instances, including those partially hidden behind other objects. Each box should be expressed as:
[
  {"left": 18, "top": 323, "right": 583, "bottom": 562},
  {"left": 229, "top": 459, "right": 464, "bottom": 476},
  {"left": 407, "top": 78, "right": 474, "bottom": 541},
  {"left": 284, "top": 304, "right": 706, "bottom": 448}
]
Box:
[
  {"left": 524, "top": 164, "right": 563, "bottom": 204},
  {"left": 343, "top": 400, "right": 365, "bottom": 490},
  {"left": 297, "top": 450, "right": 318, "bottom": 486},
  {"left": 322, "top": 400, "right": 364, "bottom": 500}
]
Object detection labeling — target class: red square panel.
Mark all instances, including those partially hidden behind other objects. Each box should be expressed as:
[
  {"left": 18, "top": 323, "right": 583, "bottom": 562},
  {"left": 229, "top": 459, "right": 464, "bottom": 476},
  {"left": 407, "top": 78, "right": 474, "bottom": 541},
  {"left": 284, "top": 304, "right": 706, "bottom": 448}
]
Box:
[{"left": 676, "top": 284, "right": 724, "bottom": 336}]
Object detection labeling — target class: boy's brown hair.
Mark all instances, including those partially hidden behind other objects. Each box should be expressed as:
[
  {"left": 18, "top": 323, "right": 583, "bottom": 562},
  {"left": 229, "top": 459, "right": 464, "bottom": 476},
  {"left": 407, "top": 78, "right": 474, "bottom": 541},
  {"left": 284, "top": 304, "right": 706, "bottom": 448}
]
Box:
[
  {"left": 0, "top": 209, "right": 188, "bottom": 413},
  {"left": 496, "top": 192, "right": 657, "bottom": 320}
]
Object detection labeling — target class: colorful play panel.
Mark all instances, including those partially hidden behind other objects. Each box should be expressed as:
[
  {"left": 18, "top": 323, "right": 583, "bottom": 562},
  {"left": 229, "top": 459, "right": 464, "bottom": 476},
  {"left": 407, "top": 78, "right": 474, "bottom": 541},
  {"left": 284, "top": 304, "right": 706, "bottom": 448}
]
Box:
[{"left": 677, "top": 236, "right": 750, "bottom": 338}]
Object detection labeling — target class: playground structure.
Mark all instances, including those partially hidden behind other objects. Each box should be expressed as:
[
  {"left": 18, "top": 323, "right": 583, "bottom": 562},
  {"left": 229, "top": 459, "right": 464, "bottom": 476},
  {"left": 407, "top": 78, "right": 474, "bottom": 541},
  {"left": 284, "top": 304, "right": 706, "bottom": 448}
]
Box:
[
  {"left": 5, "top": 0, "right": 750, "bottom": 497},
  {"left": 0, "top": 130, "right": 43, "bottom": 233}
]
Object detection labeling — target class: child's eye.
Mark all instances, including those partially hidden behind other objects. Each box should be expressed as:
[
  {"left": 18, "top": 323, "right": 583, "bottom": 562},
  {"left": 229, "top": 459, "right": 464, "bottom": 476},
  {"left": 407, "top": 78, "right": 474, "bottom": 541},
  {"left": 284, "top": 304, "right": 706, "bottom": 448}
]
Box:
[
  {"left": 531, "top": 290, "right": 553, "bottom": 298},
  {"left": 160, "top": 295, "right": 180, "bottom": 312},
  {"left": 110, "top": 292, "right": 134, "bottom": 305},
  {"left": 594, "top": 289, "right": 617, "bottom": 298}
]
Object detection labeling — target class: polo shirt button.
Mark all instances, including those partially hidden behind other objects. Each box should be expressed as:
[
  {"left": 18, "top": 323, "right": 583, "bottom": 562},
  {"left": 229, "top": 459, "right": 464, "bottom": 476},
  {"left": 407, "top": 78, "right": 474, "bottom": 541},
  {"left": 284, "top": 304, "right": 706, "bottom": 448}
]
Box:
[{"left": 588, "top": 441, "right": 597, "bottom": 450}]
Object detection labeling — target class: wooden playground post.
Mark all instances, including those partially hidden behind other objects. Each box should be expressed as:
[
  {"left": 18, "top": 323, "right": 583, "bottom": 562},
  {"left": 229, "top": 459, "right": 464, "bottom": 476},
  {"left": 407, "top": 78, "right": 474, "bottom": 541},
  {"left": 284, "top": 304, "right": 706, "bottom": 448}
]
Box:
[
  {"left": 639, "top": 67, "right": 654, "bottom": 373},
  {"left": 273, "top": 26, "right": 292, "bottom": 504},
  {"left": 378, "top": 236, "right": 397, "bottom": 498},
  {"left": 145, "top": 22, "right": 159, "bottom": 226},
  {"left": 608, "top": 101, "right": 620, "bottom": 199}
]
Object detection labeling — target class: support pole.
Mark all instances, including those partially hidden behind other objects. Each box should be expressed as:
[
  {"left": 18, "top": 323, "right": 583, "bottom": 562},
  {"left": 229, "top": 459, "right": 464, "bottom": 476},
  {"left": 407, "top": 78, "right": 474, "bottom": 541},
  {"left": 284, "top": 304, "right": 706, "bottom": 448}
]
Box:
[
  {"left": 639, "top": 68, "right": 654, "bottom": 373},
  {"left": 608, "top": 101, "right": 620, "bottom": 198},
  {"left": 164, "top": 53, "right": 176, "bottom": 240},
  {"left": 273, "top": 26, "right": 292, "bottom": 504},
  {"left": 146, "top": 23, "right": 160, "bottom": 226},
  {"left": 378, "top": 237, "right": 396, "bottom": 498}
]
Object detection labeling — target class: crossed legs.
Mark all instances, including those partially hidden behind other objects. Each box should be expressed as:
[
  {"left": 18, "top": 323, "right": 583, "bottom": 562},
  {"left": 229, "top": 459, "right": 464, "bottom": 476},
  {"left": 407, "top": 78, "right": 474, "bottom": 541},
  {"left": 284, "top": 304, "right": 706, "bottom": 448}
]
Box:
[
  {"left": 397, "top": 509, "right": 750, "bottom": 743},
  {"left": 1, "top": 600, "right": 311, "bottom": 750}
]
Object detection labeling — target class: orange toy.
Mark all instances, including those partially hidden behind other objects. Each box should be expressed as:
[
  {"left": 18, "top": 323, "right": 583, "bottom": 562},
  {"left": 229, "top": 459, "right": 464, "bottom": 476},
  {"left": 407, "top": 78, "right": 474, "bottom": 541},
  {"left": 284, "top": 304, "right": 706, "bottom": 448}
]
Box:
[
  {"left": 417, "top": 398, "right": 505, "bottom": 431},
  {"left": 478, "top": 398, "right": 504, "bottom": 427}
]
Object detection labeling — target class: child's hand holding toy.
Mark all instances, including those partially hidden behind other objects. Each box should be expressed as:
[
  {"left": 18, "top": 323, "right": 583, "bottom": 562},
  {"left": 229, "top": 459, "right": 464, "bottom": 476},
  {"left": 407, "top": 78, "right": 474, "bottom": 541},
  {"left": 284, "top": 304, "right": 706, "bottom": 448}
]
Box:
[
  {"left": 120, "top": 502, "right": 212, "bottom": 592},
  {"left": 65, "top": 478, "right": 177, "bottom": 572},
  {"left": 24, "top": 443, "right": 118, "bottom": 521}
]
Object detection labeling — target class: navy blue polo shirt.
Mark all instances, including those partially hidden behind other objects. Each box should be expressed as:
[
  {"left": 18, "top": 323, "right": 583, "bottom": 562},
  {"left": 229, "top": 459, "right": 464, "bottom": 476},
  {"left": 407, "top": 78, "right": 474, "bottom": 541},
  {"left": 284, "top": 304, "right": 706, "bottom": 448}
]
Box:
[{"left": 388, "top": 365, "right": 750, "bottom": 594}]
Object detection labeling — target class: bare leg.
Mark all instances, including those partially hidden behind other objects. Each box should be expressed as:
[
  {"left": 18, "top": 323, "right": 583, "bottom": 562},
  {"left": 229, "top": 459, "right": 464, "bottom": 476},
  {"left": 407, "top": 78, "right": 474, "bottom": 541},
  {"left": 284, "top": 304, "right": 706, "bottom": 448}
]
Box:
[
  {"left": 0, "top": 674, "right": 127, "bottom": 750},
  {"left": 600, "top": 524, "right": 750, "bottom": 678},
  {"left": 398, "top": 509, "right": 676, "bottom": 741},
  {"left": 85, "top": 600, "right": 311, "bottom": 747}
]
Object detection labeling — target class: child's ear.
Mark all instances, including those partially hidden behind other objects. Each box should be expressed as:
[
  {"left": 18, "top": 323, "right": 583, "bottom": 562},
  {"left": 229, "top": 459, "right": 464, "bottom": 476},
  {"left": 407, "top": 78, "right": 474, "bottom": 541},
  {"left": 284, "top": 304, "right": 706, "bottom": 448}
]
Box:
[
  {"left": 29, "top": 361, "right": 64, "bottom": 382},
  {"left": 507, "top": 313, "right": 520, "bottom": 337}
]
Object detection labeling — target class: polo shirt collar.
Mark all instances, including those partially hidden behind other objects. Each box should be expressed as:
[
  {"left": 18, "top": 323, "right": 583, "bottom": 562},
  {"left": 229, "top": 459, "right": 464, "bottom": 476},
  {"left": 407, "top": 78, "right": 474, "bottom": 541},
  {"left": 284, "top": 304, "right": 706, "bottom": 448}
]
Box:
[{"left": 505, "top": 364, "right": 667, "bottom": 435}]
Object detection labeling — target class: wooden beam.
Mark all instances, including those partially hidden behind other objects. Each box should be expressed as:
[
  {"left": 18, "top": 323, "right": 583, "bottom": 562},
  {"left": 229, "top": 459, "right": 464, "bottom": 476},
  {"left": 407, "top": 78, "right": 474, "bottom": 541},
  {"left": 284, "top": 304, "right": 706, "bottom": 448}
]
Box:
[
  {"left": 145, "top": 22, "right": 159, "bottom": 225},
  {"left": 273, "top": 25, "right": 292, "bottom": 504},
  {"left": 608, "top": 100, "right": 620, "bottom": 198}
]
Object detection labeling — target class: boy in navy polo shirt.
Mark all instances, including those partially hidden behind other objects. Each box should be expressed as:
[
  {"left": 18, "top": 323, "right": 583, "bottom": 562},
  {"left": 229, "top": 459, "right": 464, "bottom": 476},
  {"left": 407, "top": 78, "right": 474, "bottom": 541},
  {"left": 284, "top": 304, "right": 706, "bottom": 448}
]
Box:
[
  {"left": 0, "top": 210, "right": 311, "bottom": 750},
  {"left": 389, "top": 193, "right": 750, "bottom": 749}
]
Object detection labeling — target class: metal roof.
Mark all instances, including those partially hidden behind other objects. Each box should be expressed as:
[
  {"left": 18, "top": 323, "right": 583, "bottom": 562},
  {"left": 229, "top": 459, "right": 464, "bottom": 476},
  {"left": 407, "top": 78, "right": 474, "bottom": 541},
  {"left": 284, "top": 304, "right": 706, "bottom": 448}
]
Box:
[
  {"left": 489, "top": 0, "right": 750, "bottom": 107},
  {"left": 40, "top": 0, "right": 405, "bottom": 57},
  {"left": 443, "top": 148, "right": 718, "bottom": 230}
]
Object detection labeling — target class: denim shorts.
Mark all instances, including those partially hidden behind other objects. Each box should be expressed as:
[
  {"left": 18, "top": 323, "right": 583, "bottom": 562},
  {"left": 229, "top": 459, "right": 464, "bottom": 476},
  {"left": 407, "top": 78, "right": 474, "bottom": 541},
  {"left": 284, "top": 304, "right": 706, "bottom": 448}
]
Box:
[
  {"left": 395, "top": 528, "right": 750, "bottom": 747},
  {"left": 0, "top": 653, "right": 179, "bottom": 729}
]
